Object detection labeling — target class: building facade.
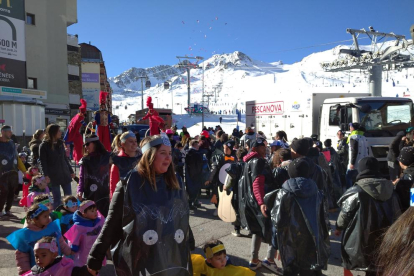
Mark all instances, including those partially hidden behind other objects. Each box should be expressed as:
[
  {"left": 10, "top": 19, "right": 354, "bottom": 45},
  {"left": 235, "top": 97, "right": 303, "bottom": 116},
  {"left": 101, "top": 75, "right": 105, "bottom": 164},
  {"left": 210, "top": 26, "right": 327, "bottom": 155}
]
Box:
[
  {"left": 0, "top": 0, "right": 78, "bottom": 140},
  {"left": 80, "top": 43, "right": 112, "bottom": 113}
]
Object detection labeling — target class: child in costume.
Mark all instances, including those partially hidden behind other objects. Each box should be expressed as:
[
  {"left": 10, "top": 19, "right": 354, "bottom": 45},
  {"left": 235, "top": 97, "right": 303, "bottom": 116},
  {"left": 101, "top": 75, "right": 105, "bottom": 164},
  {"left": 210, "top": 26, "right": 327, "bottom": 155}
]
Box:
[
  {"left": 33, "top": 194, "right": 61, "bottom": 221},
  {"left": 55, "top": 195, "right": 78, "bottom": 235},
  {"left": 192, "top": 239, "right": 255, "bottom": 276},
  {"left": 6, "top": 204, "right": 72, "bottom": 275},
  {"left": 64, "top": 200, "right": 106, "bottom": 267},
  {"left": 19, "top": 166, "right": 40, "bottom": 210},
  {"left": 27, "top": 175, "right": 52, "bottom": 208},
  {"left": 22, "top": 236, "right": 93, "bottom": 276}
]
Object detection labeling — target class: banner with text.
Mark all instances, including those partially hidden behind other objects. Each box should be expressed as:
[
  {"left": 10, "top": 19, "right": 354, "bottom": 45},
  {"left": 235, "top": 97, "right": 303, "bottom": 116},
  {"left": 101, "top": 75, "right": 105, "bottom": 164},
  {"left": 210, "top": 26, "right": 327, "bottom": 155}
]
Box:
[
  {"left": 247, "top": 101, "right": 284, "bottom": 116},
  {"left": 0, "top": 0, "right": 26, "bottom": 88}
]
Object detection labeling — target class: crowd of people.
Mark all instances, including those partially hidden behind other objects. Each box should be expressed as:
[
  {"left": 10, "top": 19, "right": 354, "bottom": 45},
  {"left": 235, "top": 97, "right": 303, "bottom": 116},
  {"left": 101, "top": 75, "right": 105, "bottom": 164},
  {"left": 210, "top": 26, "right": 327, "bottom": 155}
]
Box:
[{"left": 1, "top": 121, "right": 414, "bottom": 276}]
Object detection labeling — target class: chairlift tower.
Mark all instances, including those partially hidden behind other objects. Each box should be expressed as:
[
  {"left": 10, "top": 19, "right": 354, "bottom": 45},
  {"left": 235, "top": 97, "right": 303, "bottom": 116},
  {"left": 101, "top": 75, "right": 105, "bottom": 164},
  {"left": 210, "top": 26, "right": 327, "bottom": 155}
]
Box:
[
  {"left": 320, "top": 25, "right": 414, "bottom": 96},
  {"left": 175, "top": 56, "right": 204, "bottom": 116}
]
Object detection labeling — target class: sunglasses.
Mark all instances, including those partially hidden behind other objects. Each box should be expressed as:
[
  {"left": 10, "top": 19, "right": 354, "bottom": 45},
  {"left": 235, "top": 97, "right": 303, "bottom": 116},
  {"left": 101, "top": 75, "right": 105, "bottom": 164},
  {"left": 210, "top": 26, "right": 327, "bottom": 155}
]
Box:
[{"left": 84, "top": 143, "right": 90, "bottom": 147}]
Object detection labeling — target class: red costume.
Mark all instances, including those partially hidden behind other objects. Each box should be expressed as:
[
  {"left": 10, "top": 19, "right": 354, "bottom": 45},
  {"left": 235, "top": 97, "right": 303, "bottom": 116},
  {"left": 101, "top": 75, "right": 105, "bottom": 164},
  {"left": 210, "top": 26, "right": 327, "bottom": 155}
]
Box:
[
  {"left": 141, "top": 96, "right": 165, "bottom": 136},
  {"left": 64, "top": 99, "right": 87, "bottom": 164},
  {"left": 93, "top": 91, "right": 112, "bottom": 151}
]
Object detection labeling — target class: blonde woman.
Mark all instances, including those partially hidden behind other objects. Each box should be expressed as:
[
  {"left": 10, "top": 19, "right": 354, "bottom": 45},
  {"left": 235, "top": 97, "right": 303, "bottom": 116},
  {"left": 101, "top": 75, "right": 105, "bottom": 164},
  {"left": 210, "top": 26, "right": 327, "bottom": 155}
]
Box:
[
  {"left": 109, "top": 131, "right": 141, "bottom": 200},
  {"left": 88, "top": 134, "right": 192, "bottom": 276}
]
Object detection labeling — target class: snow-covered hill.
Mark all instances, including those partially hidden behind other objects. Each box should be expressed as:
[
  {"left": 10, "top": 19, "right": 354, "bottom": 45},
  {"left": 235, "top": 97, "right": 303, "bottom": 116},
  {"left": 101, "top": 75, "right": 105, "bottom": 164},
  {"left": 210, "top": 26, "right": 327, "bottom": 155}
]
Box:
[{"left": 110, "top": 43, "right": 414, "bottom": 125}]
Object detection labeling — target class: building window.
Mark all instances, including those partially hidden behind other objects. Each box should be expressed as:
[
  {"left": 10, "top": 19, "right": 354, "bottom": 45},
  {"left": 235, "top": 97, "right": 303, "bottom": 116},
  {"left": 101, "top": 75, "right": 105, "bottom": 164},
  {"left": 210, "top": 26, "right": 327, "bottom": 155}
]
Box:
[
  {"left": 26, "top": 13, "right": 35, "bottom": 25},
  {"left": 68, "top": 75, "right": 80, "bottom": 81},
  {"left": 27, "top": 78, "right": 37, "bottom": 89}
]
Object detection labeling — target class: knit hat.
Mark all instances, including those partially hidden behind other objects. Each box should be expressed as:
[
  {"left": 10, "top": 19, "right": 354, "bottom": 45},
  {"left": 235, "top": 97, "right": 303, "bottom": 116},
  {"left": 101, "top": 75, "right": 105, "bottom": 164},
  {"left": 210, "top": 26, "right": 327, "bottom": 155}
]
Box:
[
  {"left": 291, "top": 139, "right": 310, "bottom": 156},
  {"left": 397, "top": 147, "right": 414, "bottom": 166},
  {"left": 225, "top": 140, "right": 235, "bottom": 149},
  {"left": 356, "top": 157, "right": 380, "bottom": 181},
  {"left": 288, "top": 158, "right": 310, "bottom": 178}
]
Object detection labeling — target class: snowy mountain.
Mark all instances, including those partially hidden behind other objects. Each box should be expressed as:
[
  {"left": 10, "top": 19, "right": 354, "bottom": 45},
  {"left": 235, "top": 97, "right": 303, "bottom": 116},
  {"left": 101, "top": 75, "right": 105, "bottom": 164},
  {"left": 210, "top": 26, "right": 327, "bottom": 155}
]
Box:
[{"left": 110, "top": 42, "right": 414, "bottom": 123}]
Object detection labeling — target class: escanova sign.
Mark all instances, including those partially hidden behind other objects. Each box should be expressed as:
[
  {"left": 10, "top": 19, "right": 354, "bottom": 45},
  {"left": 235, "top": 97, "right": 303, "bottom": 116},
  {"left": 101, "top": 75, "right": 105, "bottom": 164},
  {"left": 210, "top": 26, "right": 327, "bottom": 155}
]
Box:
[{"left": 247, "top": 101, "right": 284, "bottom": 116}]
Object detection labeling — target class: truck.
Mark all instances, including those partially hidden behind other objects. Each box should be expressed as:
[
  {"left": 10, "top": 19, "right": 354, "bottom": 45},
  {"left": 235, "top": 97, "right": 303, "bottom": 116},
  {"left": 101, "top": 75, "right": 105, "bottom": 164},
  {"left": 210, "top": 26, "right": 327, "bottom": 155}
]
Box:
[{"left": 246, "top": 92, "right": 414, "bottom": 175}]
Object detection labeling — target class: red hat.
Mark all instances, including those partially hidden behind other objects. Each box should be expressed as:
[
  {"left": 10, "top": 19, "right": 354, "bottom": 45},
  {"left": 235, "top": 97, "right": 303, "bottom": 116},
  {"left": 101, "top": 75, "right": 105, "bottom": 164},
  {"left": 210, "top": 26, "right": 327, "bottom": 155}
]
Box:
[
  {"left": 201, "top": 130, "right": 209, "bottom": 138},
  {"left": 99, "top": 91, "right": 108, "bottom": 105},
  {"left": 146, "top": 96, "right": 153, "bottom": 109},
  {"left": 79, "top": 99, "right": 87, "bottom": 113}
]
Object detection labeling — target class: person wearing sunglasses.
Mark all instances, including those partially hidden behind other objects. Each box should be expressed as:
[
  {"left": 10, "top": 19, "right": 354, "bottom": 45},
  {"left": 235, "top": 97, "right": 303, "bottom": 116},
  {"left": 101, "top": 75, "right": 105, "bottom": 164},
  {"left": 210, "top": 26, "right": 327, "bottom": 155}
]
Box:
[{"left": 77, "top": 134, "right": 111, "bottom": 217}]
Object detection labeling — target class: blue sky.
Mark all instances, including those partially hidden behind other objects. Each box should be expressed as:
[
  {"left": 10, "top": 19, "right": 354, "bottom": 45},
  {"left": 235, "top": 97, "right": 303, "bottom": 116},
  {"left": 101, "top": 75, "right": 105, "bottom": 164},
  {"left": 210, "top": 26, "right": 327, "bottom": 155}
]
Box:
[{"left": 69, "top": 0, "right": 414, "bottom": 77}]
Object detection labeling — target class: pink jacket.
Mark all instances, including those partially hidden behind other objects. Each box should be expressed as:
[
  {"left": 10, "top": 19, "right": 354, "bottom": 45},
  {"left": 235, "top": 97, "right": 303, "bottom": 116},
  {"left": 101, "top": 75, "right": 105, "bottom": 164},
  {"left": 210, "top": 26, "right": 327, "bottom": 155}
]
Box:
[
  {"left": 22, "top": 257, "right": 74, "bottom": 276},
  {"left": 16, "top": 218, "right": 72, "bottom": 275}
]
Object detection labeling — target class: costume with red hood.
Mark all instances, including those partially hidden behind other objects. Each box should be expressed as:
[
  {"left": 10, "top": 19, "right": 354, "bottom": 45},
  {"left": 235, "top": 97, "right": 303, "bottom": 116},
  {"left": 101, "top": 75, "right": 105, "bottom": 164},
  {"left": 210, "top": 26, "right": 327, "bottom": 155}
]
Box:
[
  {"left": 93, "top": 91, "right": 112, "bottom": 151},
  {"left": 141, "top": 96, "right": 165, "bottom": 136},
  {"left": 64, "top": 99, "right": 87, "bottom": 164}
]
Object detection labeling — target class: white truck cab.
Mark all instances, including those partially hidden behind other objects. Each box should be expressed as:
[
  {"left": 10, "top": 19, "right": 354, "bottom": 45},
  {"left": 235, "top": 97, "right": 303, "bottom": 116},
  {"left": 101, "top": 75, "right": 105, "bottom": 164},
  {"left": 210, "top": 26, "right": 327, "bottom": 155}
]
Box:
[{"left": 246, "top": 93, "right": 414, "bottom": 176}]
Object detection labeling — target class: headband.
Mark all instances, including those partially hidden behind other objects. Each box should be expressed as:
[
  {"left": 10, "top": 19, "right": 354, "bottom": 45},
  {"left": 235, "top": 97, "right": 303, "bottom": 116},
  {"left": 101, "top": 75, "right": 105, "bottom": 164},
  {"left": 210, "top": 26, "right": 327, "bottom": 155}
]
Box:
[
  {"left": 38, "top": 199, "right": 50, "bottom": 205},
  {"left": 205, "top": 244, "right": 225, "bottom": 259},
  {"left": 121, "top": 131, "right": 136, "bottom": 143},
  {"left": 34, "top": 238, "right": 58, "bottom": 253},
  {"left": 30, "top": 204, "right": 49, "bottom": 219},
  {"left": 64, "top": 200, "right": 78, "bottom": 208},
  {"left": 79, "top": 201, "right": 96, "bottom": 213},
  {"left": 83, "top": 136, "right": 100, "bottom": 144},
  {"left": 141, "top": 133, "right": 171, "bottom": 154}
]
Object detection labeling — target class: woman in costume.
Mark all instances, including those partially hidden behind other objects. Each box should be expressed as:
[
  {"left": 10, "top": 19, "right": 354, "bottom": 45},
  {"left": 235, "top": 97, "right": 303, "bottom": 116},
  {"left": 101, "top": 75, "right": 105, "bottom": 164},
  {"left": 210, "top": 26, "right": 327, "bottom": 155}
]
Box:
[
  {"left": 77, "top": 134, "right": 111, "bottom": 217},
  {"left": 64, "top": 99, "right": 87, "bottom": 164},
  {"left": 87, "top": 134, "right": 193, "bottom": 276}
]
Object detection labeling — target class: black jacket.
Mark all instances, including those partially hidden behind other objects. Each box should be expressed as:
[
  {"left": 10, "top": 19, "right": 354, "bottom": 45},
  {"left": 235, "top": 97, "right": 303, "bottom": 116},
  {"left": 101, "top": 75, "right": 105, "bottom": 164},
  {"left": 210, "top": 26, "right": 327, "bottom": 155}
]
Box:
[
  {"left": 386, "top": 131, "right": 405, "bottom": 163},
  {"left": 336, "top": 178, "right": 401, "bottom": 272},
  {"left": 337, "top": 138, "right": 349, "bottom": 170},
  {"left": 29, "top": 139, "right": 42, "bottom": 165},
  {"left": 87, "top": 170, "right": 193, "bottom": 275},
  {"left": 272, "top": 164, "right": 290, "bottom": 189},
  {"left": 185, "top": 148, "right": 203, "bottom": 179},
  {"left": 395, "top": 165, "right": 414, "bottom": 212},
  {"left": 39, "top": 140, "right": 73, "bottom": 186},
  {"left": 266, "top": 177, "right": 330, "bottom": 272},
  {"left": 238, "top": 152, "right": 270, "bottom": 241}
]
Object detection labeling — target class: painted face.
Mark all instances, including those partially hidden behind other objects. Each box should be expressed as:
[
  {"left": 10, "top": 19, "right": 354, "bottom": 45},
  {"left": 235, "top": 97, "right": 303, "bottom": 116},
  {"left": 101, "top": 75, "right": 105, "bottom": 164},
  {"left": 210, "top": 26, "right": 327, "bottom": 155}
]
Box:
[
  {"left": 153, "top": 144, "right": 172, "bottom": 174},
  {"left": 31, "top": 168, "right": 39, "bottom": 175},
  {"left": 34, "top": 210, "right": 50, "bottom": 228},
  {"left": 83, "top": 207, "right": 98, "bottom": 220},
  {"left": 34, "top": 248, "right": 57, "bottom": 268},
  {"left": 207, "top": 253, "right": 227, "bottom": 269}
]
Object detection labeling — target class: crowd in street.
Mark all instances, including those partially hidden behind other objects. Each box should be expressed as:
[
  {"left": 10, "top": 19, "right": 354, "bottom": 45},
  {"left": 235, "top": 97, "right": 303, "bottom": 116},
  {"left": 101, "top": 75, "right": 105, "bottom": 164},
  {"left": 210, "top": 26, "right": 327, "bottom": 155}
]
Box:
[{"left": 1, "top": 121, "right": 414, "bottom": 276}]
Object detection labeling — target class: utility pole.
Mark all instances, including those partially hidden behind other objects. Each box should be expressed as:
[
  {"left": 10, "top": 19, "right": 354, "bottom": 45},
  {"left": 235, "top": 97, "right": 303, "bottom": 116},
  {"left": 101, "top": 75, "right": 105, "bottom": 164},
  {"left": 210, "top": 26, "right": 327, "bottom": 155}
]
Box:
[
  {"left": 321, "top": 26, "right": 414, "bottom": 96},
  {"left": 136, "top": 76, "right": 150, "bottom": 110},
  {"left": 175, "top": 56, "right": 203, "bottom": 115}
]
